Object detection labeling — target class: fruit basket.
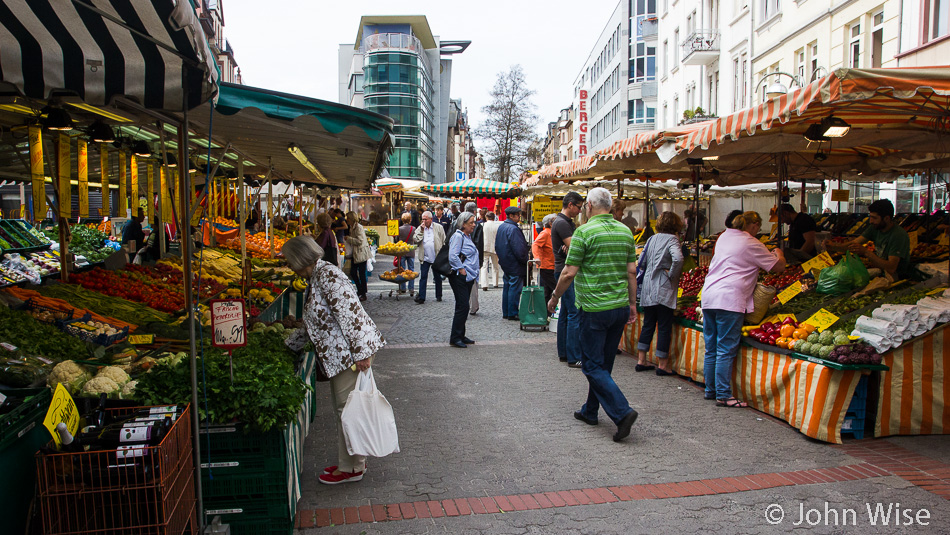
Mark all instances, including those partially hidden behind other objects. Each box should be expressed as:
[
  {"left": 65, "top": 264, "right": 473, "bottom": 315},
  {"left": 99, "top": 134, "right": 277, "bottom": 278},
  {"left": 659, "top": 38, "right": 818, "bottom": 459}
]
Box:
[
  {"left": 377, "top": 242, "right": 417, "bottom": 257},
  {"left": 378, "top": 266, "right": 419, "bottom": 283},
  {"left": 23, "top": 299, "right": 73, "bottom": 324}
]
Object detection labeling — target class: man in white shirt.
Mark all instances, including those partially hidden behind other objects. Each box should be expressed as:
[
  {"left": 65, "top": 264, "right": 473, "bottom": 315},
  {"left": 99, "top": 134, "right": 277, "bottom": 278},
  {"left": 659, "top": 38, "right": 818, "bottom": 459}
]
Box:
[
  {"left": 480, "top": 211, "right": 502, "bottom": 290},
  {"left": 412, "top": 211, "right": 446, "bottom": 304}
]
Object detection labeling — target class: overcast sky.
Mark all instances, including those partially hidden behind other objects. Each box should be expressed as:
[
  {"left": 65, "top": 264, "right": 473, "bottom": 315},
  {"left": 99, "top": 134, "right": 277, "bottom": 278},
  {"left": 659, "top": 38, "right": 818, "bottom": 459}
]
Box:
[{"left": 222, "top": 0, "right": 621, "bottom": 146}]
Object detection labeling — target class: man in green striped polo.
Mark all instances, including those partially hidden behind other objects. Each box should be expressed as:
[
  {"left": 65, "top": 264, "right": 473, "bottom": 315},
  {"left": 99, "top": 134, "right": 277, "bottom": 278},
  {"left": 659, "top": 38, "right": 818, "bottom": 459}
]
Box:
[{"left": 547, "top": 187, "right": 640, "bottom": 442}]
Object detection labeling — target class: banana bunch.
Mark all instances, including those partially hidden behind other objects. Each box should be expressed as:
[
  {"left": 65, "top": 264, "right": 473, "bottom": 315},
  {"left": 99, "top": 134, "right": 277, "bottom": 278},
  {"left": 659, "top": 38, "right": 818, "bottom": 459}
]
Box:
[{"left": 292, "top": 278, "right": 308, "bottom": 291}]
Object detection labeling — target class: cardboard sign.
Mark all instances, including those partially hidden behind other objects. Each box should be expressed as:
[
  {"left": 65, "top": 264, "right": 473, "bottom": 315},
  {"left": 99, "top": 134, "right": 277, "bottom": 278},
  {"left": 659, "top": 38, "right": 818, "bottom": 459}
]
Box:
[
  {"left": 909, "top": 229, "right": 918, "bottom": 251},
  {"left": 387, "top": 219, "right": 399, "bottom": 236},
  {"left": 128, "top": 334, "right": 155, "bottom": 345},
  {"left": 531, "top": 195, "right": 560, "bottom": 220},
  {"left": 831, "top": 189, "right": 850, "bottom": 202},
  {"left": 44, "top": 384, "right": 79, "bottom": 446},
  {"left": 804, "top": 308, "right": 840, "bottom": 332},
  {"left": 210, "top": 299, "right": 248, "bottom": 350},
  {"left": 802, "top": 251, "right": 835, "bottom": 274},
  {"left": 777, "top": 281, "right": 803, "bottom": 305}
]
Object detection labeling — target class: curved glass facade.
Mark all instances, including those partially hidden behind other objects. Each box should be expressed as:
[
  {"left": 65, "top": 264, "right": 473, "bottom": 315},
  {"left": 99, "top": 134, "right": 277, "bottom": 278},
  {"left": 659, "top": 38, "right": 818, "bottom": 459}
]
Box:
[{"left": 363, "top": 51, "right": 435, "bottom": 180}]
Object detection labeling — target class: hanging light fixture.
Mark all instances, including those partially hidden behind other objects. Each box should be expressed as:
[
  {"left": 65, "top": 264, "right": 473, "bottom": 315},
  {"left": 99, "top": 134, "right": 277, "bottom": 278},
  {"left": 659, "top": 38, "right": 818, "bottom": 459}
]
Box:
[
  {"left": 87, "top": 120, "right": 116, "bottom": 143},
  {"left": 288, "top": 143, "right": 327, "bottom": 182},
  {"left": 803, "top": 124, "right": 828, "bottom": 143},
  {"left": 765, "top": 80, "right": 789, "bottom": 99},
  {"left": 42, "top": 106, "right": 73, "bottom": 131},
  {"left": 163, "top": 152, "right": 178, "bottom": 167},
  {"left": 820, "top": 116, "right": 850, "bottom": 138},
  {"left": 132, "top": 140, "right": 152, "bottom": 157}
]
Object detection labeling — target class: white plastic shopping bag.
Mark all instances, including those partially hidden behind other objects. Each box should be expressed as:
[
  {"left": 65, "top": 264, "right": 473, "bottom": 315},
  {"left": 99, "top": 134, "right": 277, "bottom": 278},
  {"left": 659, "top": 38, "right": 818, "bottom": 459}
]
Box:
[{"left": 341, "top": 369, "right": 399, "bottom": 457}]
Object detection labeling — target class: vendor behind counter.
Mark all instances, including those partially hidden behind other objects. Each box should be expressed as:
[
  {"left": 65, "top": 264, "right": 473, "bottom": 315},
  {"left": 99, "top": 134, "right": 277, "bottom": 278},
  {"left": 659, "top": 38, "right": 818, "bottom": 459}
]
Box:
[
  {"left": 778, "top": 204, "right": 817, "bottom": 262},
  {"left": 825, "top": 199, "right": 911, "bottom": 280}
]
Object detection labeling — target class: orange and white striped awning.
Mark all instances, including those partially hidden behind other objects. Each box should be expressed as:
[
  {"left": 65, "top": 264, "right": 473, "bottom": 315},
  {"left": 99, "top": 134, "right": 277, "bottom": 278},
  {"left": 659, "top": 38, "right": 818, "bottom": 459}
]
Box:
[
  {"left": 536, "top": 155, "right": 597, "bottom": 181},
  {"left": 675, "top": 67, "right": 950, "bottom": 155}
]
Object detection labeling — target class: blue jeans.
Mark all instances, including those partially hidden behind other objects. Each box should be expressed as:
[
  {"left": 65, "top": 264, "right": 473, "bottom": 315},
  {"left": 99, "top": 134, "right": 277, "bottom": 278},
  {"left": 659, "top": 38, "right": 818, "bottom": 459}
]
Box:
[
  {"left": 576, "top": 306, "right": 635, "bottom": 425},
  {"left": 702, "top": 309, "right": 745, "bottom": 400},
  {"left": 501, "top": 272, "right": 524, "bottom": 317},
  {"left": 556, "top": 272, "right": 581, "bottom": 364},
  {"left": 417, "top": 260, "right": 441, "bottom": 302},
  {"left": 398, "top": 256, "right": 415, "bottom": 292},
  {"left": 637, "top": 305, "right": 674, "bottom": 359}
]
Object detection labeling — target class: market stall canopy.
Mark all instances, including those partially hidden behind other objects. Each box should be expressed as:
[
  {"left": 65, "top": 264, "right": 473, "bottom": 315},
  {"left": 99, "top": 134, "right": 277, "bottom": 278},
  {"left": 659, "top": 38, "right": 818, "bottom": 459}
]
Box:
[
  {"left": 420, "top": 178, "right": 519, "bottom": 198},
  {"left": 536, "top": 156, "right": 597, "bottom": 182},
  {"left": 374, "top": 178, "right": 428, "bottom": 193},
  {"left": 0, "top": 0, "right": 219, "bottom": 111},
  {"left": 183, "top": 83, "right": 394, "bottom": 189}
]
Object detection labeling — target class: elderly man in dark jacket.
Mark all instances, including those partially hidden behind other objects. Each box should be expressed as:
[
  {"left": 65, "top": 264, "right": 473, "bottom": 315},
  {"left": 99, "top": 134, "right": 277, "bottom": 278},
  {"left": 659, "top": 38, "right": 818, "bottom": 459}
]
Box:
[{"left": 495, "top": 206, "right": 529, "bottom": 320}]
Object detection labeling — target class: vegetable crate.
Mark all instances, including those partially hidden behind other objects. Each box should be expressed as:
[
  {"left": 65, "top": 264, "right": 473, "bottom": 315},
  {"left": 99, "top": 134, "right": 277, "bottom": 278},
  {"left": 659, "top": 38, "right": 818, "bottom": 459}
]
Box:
[
  {"left": 0, "top": 387, "right": 52, "bottom": 535},
  {"left": 34, "top": 404, "right": 197, "bottom": 535},
  {"left": 0, "top": 219, "right": 51, "bottom": 253},
  {"left": 59, "top": 314, "right": 130, "bottom": 347},
  {"left": 200, "top": 425, "right": 293, "bottom": 535},
  {"left": 841, "top": 375, "right": 869, "bottom": 440},
  {"left": 23, "top": 298, "right": 74, "bottom": 324}
]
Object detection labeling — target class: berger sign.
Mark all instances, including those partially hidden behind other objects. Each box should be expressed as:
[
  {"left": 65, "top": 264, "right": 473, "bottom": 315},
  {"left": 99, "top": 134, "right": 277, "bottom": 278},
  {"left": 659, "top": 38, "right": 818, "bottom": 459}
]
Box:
[{"left": 578, "top": 90, "right": 588, "bottom": 156}]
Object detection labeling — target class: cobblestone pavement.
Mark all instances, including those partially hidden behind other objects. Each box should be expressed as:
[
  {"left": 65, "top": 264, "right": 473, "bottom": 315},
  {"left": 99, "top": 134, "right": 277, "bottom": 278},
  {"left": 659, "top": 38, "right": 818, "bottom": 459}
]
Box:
[{"left": 293, "top": 260, "right": 950, "bottom": 533}]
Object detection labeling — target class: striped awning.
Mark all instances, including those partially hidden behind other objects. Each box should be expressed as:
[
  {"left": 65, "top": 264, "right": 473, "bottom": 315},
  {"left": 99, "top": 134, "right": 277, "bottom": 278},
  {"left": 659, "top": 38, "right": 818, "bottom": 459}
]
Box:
[
  {"left": 536, "top": 155, "right": 597, "bottom": 181},
  {"left": 0, "top": 0, "right": 219, "bottom": 111},
  {"left": 676, "top": 67, "right": 950, "bottom": 154},
  {"left": 420, "top": 178, "right": 514, "bottom": 197}
]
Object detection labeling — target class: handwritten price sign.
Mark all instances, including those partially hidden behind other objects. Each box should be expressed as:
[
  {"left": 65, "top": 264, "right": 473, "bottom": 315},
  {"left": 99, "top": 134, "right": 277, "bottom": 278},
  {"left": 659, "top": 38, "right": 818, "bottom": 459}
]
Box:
[
  {"left": 801, "top": 251, "right": 835, "bottom": 274},
  {"left": 777, "top": 281, "right": 803, "bottom": 305},
  {"left": 43, "top": 384, "right": 79, "bottom": 446},
  {"left": 387, "top": 219, "right": 399, "bottom": 236},
  {"left": 210, "top": 299, "right": 247, "bottom": 350},
  {"left": 804, "top": 308, "right": 840, "bottom": 333}
]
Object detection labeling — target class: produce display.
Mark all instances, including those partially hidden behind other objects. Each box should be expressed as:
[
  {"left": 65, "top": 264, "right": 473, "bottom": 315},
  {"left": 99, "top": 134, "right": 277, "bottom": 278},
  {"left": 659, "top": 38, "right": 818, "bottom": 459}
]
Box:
[
  {"left": 379, "top": 266, "right": 418, "bottom": 281},
  {"left": 69, "top": 265, "right": 226, "bottom": 313},
  {"left": 0, "top": 303, "right": 91, "bottom": 364},
  {"left": 377, "top": 241, "right": 416, "bottom": 256},
  {"left": 133, "top": 330, "right": 308, "bottom": 432},
  {"left": 222, "top": 233, "right": 286, "bottom": 259},
  {"left": 28, "top": 284, "right": 169, "bottom": 326},
  {"left": 678, "top": 266, "right": 707, "bottom": 297},
  {"left": 66, "top": 224, "right": 118, "bottom": 263},
  {"left": 911, "top": 243, "right": 949, "bottom": 259}
]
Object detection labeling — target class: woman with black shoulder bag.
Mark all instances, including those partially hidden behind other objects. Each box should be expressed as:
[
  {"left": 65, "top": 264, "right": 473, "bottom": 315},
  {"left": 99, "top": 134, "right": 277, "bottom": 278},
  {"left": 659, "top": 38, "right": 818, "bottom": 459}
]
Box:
[{"left": 447, "top": 212, "right": 479, "bottom": 348}]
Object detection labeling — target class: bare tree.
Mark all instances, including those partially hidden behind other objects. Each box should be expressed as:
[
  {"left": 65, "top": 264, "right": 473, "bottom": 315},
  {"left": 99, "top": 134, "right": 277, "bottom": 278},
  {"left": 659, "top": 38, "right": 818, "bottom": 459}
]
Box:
[{"left": 475, "top": 65, "right": 538, "bottom": 182}]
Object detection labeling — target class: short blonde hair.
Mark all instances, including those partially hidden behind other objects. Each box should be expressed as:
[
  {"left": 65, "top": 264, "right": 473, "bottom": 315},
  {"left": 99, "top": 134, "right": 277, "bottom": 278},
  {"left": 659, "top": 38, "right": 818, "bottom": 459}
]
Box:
[{"left": 732, "top": 211, "right": 762, "bottom": 232}]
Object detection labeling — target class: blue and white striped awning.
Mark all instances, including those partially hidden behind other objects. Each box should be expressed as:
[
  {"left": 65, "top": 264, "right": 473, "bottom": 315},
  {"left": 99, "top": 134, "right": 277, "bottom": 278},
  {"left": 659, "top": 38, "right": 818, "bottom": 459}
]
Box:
[{"left": 0, "top": 0, "right": 219, "bottom": 111}]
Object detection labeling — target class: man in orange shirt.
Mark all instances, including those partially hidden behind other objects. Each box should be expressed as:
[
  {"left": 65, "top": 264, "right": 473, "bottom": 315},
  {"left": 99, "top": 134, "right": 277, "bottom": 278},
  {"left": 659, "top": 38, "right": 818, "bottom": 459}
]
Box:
[{"left": 532, "top": 214, "right": 557, "bottom": 305}]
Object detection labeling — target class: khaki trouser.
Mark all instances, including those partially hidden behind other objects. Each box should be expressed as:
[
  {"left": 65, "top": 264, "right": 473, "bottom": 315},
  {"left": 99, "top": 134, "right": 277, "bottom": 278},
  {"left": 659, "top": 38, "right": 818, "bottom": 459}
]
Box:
[
  {"left": 480, "top": 252, "right": 500, "bottom": 289},
  {"left": 328, "top": 355, "right": 374, "bottom": 473}
]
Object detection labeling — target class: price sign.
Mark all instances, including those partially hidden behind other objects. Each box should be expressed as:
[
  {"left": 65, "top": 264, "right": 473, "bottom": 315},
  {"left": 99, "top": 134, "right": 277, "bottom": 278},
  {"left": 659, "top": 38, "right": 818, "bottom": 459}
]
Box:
[
  {"left": 777, "top": 281, "right": 803, "bottom": 305},
  {"left": 44, "top": 384, "right": 79, "bottom": 446},
  {"left": 531, "top": 195, "right": 560, "bottom": 220},
  {"left": 128, "top": 334, "right": 155, "bottom": 345},
  {"left": 775, "top": 313, "right": 797, "bottom": 324},
  {"left": 804, "top": 308, "right": 840, "bottom": 332},
  {"left": 831, "top": 189, "right": 850, "bottom": 202},
  {"left": 802, "top": 251, "right": 835, "bottom": 274},
  {"left": 387, "top": 219, "right": 399, "bottom": 236},
  {"left": 210, "top": 299, "right": 247, "bottom": 350},
  {"left": 909, "top": 229, "right": 918, "bottom": 251},
  {"left": 677, "top": 288, "right": 684, "bottom": 298}
]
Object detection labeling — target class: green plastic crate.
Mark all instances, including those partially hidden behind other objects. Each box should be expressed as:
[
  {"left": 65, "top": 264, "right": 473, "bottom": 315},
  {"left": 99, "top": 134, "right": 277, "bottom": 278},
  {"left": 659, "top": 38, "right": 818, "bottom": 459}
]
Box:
[
  {"left": 0, "top": 387, "right": 53, "bottom": 535},
  {"left": 203, "top": 496, "right": 293, "bottom": 535}
]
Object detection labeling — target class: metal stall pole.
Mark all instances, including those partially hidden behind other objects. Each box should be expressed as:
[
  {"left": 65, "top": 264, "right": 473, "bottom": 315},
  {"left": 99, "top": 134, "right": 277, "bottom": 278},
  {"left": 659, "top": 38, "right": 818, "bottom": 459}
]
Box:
[
  {"left": 239, "top": 160, "right": 246, "bottom": 283},
  {"left": 776, "top": 153, "right": 787, "bottom": 252}
]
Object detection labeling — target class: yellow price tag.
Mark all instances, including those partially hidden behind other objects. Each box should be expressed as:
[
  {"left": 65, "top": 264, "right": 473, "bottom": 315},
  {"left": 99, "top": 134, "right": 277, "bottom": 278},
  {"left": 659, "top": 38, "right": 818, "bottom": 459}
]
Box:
[
  {"left": 387, "top": 219, "right": 399, "bottom": 237},
  {"left": 677, "top": 288, "right": 684, "bottom": 298},
  {"left": 909, "top": 229, "right": 919, "bottom": 251},
  {"left": 801, "top": 251, "right": 835, "bottom": 274},
  {"left": 764, "top": 313, "right": 796, "bottom": 325},
  {"left": 43, "top": 384, "right": 79, "bottom": 446},
  {"left": 129, "top": 334, "right": 155, "bottom": 345},
  {"left": 697, "top": 288, "right": 702, "bottom": 300},
  {"left": 804, "top": 308, "right": 840, "bottom": 332},
  {"left": 777, "top": 281, "right": 803, "bottom": 305}
]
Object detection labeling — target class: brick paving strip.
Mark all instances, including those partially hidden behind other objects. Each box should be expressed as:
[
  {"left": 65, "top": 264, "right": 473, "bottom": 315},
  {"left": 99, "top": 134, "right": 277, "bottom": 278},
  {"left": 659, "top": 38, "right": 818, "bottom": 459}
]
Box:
[
  {"left": 386, "top": 338, "right": 551, "bottom": 350},
  {"left": 294, "top": 441, "right": 950, "bottom": 529}
]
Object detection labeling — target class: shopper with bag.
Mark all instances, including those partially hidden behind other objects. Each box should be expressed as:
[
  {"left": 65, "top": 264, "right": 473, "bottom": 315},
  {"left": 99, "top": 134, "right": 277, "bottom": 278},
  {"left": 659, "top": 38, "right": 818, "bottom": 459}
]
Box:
[
  {"left": 314, "top": 213, "right": 338, "bottom": 268},
  {"left": 636, "top": 212, "right": 685, "bottom": 376},
  {"left": 396, "top": 213, "right": 416, "bottom": 295},
  {"left": 282, "top": 236, "right": 385, "bottom": 485},
  {"left": 700, "top": 211, "right": 785, "bottom": 408},
  {"left": 447, "top": 212, "right": 480, "bottom": 348},
  {"left": 344, "top": 211, "right": 372, "bottom": 302}
]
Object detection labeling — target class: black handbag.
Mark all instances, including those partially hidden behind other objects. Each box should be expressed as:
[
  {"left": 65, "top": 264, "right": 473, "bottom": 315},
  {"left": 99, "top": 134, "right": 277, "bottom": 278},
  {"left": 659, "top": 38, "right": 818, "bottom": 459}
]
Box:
[{"left": 433, "top": 227, "right": 461, "bottom": 277}]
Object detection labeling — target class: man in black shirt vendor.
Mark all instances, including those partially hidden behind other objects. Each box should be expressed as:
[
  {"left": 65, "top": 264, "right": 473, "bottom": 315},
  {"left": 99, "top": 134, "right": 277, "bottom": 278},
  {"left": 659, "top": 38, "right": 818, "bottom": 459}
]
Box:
[
  {"left": 778, "top": 204, "right": 817, "bottom": 262},
  {"left": 825, "top": 199, "right": 910, "bottom": 280}
]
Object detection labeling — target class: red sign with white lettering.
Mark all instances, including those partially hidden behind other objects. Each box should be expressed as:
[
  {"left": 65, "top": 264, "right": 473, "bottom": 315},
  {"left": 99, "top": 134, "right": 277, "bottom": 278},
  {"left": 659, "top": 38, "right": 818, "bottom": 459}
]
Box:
[{"left": 578, "top": 90, "right": 588, "bottom": 156}]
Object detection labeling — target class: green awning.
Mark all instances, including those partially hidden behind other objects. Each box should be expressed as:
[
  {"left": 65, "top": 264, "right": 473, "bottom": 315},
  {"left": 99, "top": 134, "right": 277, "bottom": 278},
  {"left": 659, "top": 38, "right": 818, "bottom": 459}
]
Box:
[{"left": 421, "top": 178, "right": 517, "bottom": 198}]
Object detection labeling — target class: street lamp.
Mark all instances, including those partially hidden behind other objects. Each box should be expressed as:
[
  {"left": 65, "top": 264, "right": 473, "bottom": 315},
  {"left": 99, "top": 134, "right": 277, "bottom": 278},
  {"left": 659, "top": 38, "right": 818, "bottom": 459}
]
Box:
[{"left": 754, "top": 71, "right": 801, "bottom": 101}]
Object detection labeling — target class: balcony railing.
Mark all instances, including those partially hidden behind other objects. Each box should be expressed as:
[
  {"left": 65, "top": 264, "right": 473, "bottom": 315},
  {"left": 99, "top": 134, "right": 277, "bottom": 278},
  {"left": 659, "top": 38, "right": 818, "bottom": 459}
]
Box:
[
  {"left": 362, "top": 33, "right": 424, "bottom": 55},
  {"left": 681, "top": 30, "right": 720, "bottom": 65},
  {"left": 639, "top": 18, "right": 658, "bottom": 39}
]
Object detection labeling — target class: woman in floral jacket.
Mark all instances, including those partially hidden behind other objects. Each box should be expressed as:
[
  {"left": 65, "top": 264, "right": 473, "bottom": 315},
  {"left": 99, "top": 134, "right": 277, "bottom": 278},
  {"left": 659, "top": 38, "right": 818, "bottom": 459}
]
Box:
[{"left": 283, "top": 236, "right": 385, "bottom": 485}]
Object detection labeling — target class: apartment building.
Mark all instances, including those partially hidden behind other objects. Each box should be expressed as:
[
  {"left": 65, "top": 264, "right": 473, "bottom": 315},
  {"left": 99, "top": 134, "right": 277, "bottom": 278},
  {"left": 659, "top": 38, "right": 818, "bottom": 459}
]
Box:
[
  {"left": 897, "top": 0, "right": 950, "bottom": 65},
  {"left": 196, "top": 0, "right": 242, "bottom": 84}
]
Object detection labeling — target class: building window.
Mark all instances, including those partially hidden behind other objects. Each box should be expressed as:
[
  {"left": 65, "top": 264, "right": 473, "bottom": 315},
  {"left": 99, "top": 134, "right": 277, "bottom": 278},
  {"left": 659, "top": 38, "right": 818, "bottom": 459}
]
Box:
[
  {"left": 673, "top": 96, "right": 679, "bottom": 125},
  {"left": 663, "top": 103, "right": 668, "bottom": 128},
  {"left": 741, "top": 53, "right": 748, "bottom": 108},
  {"left": 632, "top": 42, "right": 656, "bottom": 82},
  {"left": 923, "top": 0, "right": 950, "bottom": 43},
  {"left": 673, "top": 28, "right": 680, "bottom": 66},
  {"left": 795, "top": 48, "right": 805, "bottom": 83},
  {"left": 809, "top": 42, "right": 819, "bottom": 81},
  {"left": 708, "top": 70, "right": 719, "bottom": 115},
  {"left": 662, "top": 40, "right": 669, "bottom": 74},
  {"left": 849, "top": 22, "right": 861, "bottom": 68},
  {"left": 628, "top": 99, "right": 656, "bottom": 124},
  {"left": 871, "top": 11, "right": 884, "bottom": 68},
  {"left": 733, "top": 57, "right": 740, "bottom": 111},
  {"left": 762, "top": 0, "right": 780, "bottom": 20}
]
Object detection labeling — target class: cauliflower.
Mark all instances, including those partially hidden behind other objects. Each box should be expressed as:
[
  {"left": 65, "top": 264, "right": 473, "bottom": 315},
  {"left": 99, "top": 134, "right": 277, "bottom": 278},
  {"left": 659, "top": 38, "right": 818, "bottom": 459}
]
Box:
[
  {"left": 47, "top": 360, "right": 91, "bottom": 394},
  {"left": 96, "top": 365, "right": 131, "bottom": 386},
  {"left": 120, "top": 380, "right": 138, "bottom": 400},
  {"left": 80, "top": 376, "right": 120, "bottom": 397}
]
